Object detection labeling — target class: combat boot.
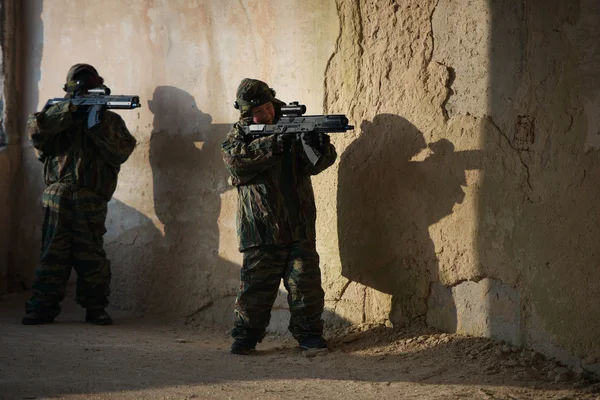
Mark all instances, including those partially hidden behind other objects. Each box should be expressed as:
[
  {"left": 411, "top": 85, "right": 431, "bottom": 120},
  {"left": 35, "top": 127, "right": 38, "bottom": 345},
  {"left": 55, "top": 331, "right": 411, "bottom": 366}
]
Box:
[
  {"left": 230, "top": 338, "right": 257, "bottom": 355},
  {"left": 298, "top": 334, "right": 328, "bottom": 351},
  {"left": 21, "top": 311, "right": 55, "bottom": 325},
  {"left": 85, "top": 308, "right": 113, "bottom": 325}
]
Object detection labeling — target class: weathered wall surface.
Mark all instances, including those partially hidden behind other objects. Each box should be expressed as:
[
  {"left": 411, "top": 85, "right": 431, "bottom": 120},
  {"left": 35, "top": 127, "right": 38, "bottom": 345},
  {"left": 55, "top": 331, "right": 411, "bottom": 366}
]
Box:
[
  {"left": 15, "top": 1, "right": 339, "bottom": 326},
  {"left": 322, "top": 0, "right": 482, "bottom": 329},
  {"left": 0, "top": 0, "right": 21, "bottom": 295},
  {"left": 480, "top": 0, "right": 600, "bottom": 371},
  {"left": 324, "top": 0, "right": 600, "bottom": 372},
  {"left": 11, "top": 0, "right": 600, "bottom": 372}
]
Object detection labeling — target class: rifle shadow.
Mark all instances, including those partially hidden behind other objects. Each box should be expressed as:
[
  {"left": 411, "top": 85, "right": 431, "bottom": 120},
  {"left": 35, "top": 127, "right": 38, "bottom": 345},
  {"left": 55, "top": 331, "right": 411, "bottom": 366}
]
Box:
[
  {"left": 337, "top": 114, "right": 481, "bottom": 327},
  {"left": 148, "top": 86, "right": 240, "bottom": 320}
]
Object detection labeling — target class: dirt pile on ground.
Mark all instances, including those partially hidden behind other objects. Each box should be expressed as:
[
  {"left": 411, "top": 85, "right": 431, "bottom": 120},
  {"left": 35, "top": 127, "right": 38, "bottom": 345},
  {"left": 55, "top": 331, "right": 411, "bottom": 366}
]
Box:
[{"left": 327, "top": 322, "right": 600, "bottom": 392}]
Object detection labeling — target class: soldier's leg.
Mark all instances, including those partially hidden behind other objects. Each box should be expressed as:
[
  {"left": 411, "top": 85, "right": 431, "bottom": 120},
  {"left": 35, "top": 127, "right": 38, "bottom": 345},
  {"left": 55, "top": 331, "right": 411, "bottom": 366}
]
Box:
[
  {"left": 71, "top": 190, "right": 111, "bottom": 315},
  {"left": 232, "top": 245, "right": 288, "bottom": 343},
  {"left": 25, "top": 192, "right": 73, "bottom": 320},
  {"left": 284, "top": 240, "right": 325, "bottom": 342}
]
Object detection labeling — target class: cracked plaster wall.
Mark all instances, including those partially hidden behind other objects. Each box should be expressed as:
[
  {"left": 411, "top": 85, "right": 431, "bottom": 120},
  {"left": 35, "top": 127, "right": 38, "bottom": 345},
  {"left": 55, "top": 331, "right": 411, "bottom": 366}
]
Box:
[
  {"left": 323, "top": 0, "right": 481, "bottom": 328},
  {"left": 324, "top": 0, "right": 600, "bottom": 371}
]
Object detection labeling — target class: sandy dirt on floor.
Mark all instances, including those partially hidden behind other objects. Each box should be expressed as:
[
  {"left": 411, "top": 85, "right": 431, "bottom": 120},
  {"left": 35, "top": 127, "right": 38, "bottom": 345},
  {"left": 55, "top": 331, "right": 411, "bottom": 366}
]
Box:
[{"left": 1, "top": 294, "right": 599, "bottom": 400}]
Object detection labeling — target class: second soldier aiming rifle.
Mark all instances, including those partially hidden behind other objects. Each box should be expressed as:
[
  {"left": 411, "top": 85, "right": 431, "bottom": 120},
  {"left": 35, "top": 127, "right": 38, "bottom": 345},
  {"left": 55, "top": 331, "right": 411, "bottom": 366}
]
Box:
[
  {"left": 44, "top": 84, "right": 141, "bottom": 130},
  {"left": 242, "top": 102, "right": 354, "bottom": 165}
]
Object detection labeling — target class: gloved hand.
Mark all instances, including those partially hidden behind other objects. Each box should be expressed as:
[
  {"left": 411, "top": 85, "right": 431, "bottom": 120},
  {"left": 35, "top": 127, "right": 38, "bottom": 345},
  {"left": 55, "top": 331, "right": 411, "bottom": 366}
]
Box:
[
  {"left": 70, "top": 104, "right": 89, "bottom": 120},
  {"left": 274, "top": 133, "right": 293, "bottom": 153},
  {"left": 39, "top": 100, "right": 79, "bottom": 130},
  {"left": 302, "top": 132, "right": 330, "bottom": 148}
]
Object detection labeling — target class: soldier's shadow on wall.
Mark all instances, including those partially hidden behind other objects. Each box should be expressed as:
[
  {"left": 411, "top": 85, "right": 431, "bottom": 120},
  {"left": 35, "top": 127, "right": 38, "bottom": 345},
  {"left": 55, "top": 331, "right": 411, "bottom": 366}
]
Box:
[
  {"left": 109, "top": 87, "right": 239, "bottom": 323},
  {"left": 147, "top": 86, "right": 240, "bottom": 320},
  {"left": 337, "top": 114, "right": 479, "bottom": 328}
]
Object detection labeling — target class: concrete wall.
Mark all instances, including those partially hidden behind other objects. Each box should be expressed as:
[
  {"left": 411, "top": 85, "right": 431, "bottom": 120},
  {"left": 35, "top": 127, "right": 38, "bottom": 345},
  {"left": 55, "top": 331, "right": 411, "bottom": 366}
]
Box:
[
  {"left": 481, "top": 0, "right": 600, "bottom": 371},
  {"left": 324, "top": 0, "right": 600, "bottom": 372},
  {"left": 15, "top": 1, "right": 339, "bottom": 324},
  {"left": 9, "top": 0, "right": 600, "bottom": 372},
  {"left": 0, "top": 0, "right": 21, "bottom": 294},
  {"left": 323, "top": 0, "right": 484, "bottom": 328}
]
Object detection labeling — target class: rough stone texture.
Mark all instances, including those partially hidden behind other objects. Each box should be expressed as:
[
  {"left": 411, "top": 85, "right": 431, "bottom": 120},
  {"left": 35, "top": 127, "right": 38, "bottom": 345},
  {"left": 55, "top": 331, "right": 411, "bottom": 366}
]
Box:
[
  {"left": 323, "top": 0, "right": 600, "bottom": 373},
  {"left": 323, "top": 0, "right": 482, "bottom": 328}
]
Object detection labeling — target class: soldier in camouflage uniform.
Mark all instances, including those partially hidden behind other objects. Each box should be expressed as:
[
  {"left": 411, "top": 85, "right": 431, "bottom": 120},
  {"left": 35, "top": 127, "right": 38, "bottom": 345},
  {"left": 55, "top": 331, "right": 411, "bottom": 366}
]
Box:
[
  {"left": 22, "top": 64, "right": 136, "bottom": 326},
  {"left": 222, "top": 78, "right": 337, "bottom": 354}
]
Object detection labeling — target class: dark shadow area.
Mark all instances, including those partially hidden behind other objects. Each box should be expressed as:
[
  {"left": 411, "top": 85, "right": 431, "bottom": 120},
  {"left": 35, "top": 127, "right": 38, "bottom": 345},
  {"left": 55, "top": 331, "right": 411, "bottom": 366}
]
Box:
[
  {"left": 8, "top": 0, "right": 44, "bottom": 293},
  {"left": 481, "top": 0, "right": 600, "bottom": 363},
  {"left": 337, "top": 114, "right": 481, "bottom": 327},
  {"left": 104, "top": 199, "right": 161, "bottom": 313},
  {"left": 108, "top": 86, "right": 240, "bottom": 321}
]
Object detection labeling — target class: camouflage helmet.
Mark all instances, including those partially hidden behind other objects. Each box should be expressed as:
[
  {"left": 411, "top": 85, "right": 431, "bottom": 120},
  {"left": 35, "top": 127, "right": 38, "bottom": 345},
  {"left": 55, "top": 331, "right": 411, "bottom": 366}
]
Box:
[
  {"left": 234, "top": 78, "right": 276, "bottom": 117},
  {"left": 63, "top": 63, "right": 104, "bottom": 93}
]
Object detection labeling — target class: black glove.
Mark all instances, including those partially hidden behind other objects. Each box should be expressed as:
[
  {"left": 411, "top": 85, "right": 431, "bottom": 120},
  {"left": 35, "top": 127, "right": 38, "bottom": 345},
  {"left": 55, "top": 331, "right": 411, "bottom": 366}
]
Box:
[
  {"left": 302, "top": 131, "right": 319, "bottom": 147},
  {"left": 302, "top": 132, "right": 329, "bottom": 148},
  {"left": 274, "top": 134, "right": 293, "bottom": 153},
  {"left": 71, "top": 104, "right": 89, "bottom": 120}
]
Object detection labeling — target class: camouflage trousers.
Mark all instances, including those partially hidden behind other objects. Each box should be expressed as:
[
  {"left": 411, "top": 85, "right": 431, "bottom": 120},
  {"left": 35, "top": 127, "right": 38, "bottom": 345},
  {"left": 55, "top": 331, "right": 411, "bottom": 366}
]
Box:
[
  {"left": 26, "top": 184, "right": 110, "bottom": 317},
  {"left": 232, "top": 240, "right": 325, "bottom": 342}
]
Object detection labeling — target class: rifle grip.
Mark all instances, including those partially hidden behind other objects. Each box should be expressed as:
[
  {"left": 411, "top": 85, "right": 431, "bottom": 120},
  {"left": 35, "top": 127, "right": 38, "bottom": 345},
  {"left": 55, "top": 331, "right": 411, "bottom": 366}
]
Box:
[
  {"left": 86, "top": 104, "right": 103, "bottom": 130},
  {"left": 301, "top": 134, "right": 322, "bottom": 166}
]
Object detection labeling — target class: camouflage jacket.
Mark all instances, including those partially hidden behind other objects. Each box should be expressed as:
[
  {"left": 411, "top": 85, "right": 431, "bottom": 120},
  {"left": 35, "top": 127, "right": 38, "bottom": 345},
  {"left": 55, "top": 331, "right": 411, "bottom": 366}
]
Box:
[
  {"left": 222, "top": 120, "right": 337, "bottom": 251},
  {"left": 28, "top": 100, "right": 136, "bottom": 201}
]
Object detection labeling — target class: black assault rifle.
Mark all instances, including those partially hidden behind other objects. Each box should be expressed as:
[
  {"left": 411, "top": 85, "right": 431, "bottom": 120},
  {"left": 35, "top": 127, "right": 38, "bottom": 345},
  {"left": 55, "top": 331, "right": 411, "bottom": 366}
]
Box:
[
  {"left": 242, "top": 102, "right": 354, "bottom": 165},
  {"left": 44, "top": 85, "right": 141, "bottom": 130}
]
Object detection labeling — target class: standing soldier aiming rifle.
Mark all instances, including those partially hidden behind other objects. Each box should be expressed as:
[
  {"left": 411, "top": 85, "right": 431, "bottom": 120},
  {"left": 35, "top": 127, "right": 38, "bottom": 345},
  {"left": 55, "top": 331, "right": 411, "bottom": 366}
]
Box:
[
  {"left": 22, "top": 64, "right": 138, "bottom": 326},
  {"left": 222, "top": 78, "right": 350, "bottom": 354}
]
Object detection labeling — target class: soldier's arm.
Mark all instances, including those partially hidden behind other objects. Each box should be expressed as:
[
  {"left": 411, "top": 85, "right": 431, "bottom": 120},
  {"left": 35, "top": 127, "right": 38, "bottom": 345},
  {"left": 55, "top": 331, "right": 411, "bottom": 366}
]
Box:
[
  {"left": 221, "top": 125, "right": 282, "bottom": 185},
  {"left": 27, "top": 100, "right": 75, "bottom": 162},
  {"left": 85, "top": 111, "right": 137, "bottom": 167}
]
